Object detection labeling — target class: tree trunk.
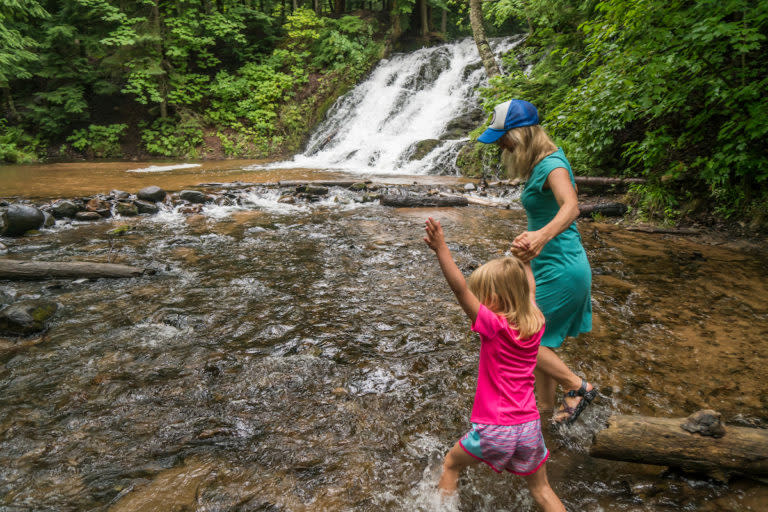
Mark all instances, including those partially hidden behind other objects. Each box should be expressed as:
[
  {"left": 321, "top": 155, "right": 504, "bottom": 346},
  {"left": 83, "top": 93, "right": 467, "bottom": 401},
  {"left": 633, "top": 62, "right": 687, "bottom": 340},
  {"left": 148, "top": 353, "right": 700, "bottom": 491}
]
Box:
[
  {"left": 0, "top": 260, "right": 154, "bottom": 280},
  {"left": 391, "top": 0, "right": 402, "bottom": 41},
  {"left": 591, "top": 414, "right": 768, "bottom": 477},
  {"left": 314, "top": 0, "right": 320, "bottom": 15},
  {"left": 419, "top": 0, "right": 428, "bottom": 35},
  {"left": 441, "top": 8, "right": 447, "bottom": 34},
  {"left": 469, "top": 0, "right": 499, "bottom": 78},
  {"left": 2, "top": 86, "right": 18, "bottom": 121},
  {"left": 334, "top": 0, "right": 344, "bottom": 14}
]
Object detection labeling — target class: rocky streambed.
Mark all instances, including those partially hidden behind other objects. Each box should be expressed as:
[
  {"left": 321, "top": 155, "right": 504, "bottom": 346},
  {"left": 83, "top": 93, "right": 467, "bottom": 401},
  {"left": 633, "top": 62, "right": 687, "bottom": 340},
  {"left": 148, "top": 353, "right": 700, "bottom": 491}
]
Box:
[{"left": 1, "top": 176, "right": 767, "bottom": 511}]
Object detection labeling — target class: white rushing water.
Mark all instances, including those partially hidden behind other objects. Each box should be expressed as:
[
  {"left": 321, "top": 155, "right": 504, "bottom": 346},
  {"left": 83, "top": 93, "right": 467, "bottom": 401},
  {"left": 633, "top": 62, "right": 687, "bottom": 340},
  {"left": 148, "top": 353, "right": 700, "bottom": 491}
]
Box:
[{"left": 251, "top": 36, "right": 524, "bottom": 176}]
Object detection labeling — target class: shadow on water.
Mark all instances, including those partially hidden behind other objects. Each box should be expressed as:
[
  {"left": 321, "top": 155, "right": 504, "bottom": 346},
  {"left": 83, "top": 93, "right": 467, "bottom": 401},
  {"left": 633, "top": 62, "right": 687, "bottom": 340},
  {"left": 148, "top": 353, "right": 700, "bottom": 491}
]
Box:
[{"left": 1, "top": 188, "right": 767, "bottom": 510}]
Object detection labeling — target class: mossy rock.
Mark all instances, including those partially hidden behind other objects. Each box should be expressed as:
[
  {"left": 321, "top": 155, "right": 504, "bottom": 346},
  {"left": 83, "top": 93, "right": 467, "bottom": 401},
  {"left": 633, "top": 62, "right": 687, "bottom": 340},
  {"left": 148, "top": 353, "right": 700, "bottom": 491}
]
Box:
[
  {"left": 455, "top": 142, "right": 504, "bottom": 179},
  {"left": 409, "top": 139, "right": 441, "bottom": 161},
  {"left": 0, "top": 300, "right": 58, "bottom": 335}
]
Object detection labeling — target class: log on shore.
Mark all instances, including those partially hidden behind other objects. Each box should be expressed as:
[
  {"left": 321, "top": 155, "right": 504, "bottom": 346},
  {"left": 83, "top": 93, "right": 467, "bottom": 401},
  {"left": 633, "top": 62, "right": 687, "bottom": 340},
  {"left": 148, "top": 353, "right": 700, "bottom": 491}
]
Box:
[
  {"left": 579, "top": 202, "right": 628, "bottom": 217},
  {"left": 0, "top": 259, "right": 154, "bottom": 280},
  {"left": 575, "top": 177, "right": 646, "bottom": 190},
  {"left": 626, "top": 226, "right": 701, "bottom": 236},
  {"left": 590, "top": 414, "right": 768, "bottom": 477},
  {"left": 379, "top": 195, "right": 468, "bottom": 208},
  {"left": 277, "top": 180, "right": 366, "bottom": 188}
]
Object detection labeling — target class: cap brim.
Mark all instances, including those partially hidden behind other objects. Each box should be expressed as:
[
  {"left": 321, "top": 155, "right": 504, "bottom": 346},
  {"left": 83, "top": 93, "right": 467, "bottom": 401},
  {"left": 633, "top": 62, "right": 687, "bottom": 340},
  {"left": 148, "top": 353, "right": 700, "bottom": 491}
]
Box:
[{"left": 477, "top": 128, "right": 506, "bottom": 143}]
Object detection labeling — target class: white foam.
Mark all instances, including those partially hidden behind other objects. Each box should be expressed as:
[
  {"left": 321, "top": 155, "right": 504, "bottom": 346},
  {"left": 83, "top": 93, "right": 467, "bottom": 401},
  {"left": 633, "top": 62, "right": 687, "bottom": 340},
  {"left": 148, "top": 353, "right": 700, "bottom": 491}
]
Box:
[{"left": 126, "top": 163, "right": 202, "bottom": 173}]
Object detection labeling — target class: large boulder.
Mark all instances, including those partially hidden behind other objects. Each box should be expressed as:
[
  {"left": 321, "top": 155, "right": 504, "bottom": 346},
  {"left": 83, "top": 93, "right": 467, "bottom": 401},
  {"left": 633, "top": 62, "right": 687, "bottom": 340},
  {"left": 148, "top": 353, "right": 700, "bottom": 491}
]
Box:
[
  {"left": 179, "top": 190, "right": 208, "bottom": 204},
  {"left": 51, "top": 200, "right": 80, "bottom": 219},
  {"left": 0, "top": 299, "right": 58, "bottom": 335},
  {"left": 137, "top": 186, "right": 166, "bottom": 202},
  {"left": 2, "top": 204, "right": 44, "bottom": 236}
]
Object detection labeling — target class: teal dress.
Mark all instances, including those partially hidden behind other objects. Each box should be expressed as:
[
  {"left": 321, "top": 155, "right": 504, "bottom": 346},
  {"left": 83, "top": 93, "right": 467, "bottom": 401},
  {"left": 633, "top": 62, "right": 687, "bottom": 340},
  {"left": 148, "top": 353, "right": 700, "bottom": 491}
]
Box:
[{"left": 520, "top": 148, "right": 592, "bottom": 348}]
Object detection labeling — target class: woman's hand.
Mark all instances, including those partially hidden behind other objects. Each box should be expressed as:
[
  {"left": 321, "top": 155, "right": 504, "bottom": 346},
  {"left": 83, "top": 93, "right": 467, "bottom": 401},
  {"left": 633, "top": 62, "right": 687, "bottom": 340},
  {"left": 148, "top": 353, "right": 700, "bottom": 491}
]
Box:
[{"left": 511, "top": 230, "right": 551, "bottom": 262}]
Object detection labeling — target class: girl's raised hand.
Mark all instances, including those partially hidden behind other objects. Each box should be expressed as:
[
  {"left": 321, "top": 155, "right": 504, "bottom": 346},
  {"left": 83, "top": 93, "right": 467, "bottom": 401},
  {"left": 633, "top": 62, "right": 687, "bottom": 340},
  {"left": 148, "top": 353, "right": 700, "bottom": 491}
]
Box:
[{"left": 424, "top": 217, "right": 446, "bottom": 252}]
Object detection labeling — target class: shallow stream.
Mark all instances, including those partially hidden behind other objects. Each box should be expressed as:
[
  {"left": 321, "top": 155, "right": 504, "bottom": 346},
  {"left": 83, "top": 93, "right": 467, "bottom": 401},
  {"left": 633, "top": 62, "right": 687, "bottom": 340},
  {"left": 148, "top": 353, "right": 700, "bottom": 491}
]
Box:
[{"left": 1, "top": 165, "right": 767, "bottom": 511}]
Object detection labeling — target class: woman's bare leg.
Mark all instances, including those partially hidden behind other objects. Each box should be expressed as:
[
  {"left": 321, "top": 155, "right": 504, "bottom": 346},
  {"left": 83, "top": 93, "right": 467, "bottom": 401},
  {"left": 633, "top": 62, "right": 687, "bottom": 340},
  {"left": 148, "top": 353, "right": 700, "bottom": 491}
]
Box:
[
  {"left": 522, "top": 463, "right": 566, "bottom": 512},
  {"left": 536, "top": 346, "right": 593, "bottom": 422}
]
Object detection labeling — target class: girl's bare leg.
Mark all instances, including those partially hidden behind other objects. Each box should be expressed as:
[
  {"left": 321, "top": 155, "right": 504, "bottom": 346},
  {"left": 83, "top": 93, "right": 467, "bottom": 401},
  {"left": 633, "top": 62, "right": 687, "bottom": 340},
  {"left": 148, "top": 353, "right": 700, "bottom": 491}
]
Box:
[
  {"left": 438, "top": 441, "right": 479, "bottom": 495},
  {"left": 522, "top": 463, "right": 566, "bottom": 512},
  {"left": 534, "top": 366, "right": 558, "bottom": 411}
]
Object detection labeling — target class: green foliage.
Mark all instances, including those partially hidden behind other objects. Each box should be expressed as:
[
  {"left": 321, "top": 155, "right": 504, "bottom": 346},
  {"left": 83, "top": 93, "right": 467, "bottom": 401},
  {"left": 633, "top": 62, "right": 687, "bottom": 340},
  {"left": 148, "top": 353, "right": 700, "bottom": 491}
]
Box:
[
  {"left": 483, "top": 0, "right": 768, "bottom": 220},
  {"left": 66, "top": 123, "right": 127, "bottom": 157},
  {"left": 140, "top": 116, "right": 204, "bottom": 157},
  {"left": 0, "top": 119, "right": 39, "bottom": 163}
]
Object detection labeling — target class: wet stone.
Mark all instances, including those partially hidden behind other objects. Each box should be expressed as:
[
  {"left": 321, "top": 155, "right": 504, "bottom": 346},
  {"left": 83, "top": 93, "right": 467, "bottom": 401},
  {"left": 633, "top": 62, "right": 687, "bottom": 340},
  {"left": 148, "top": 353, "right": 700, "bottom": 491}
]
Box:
[
  {"left": 116, "top": 202, "right": 139, "bottom": 217},
  {"left": 179, "top": 190, "right": 208, "bottom": 203},
  {"left": 42, "top": 211, "right": 55, "bottom": 228},
  {"left": 137, "top": 186, "right": 166, "bottom": 202},
  {"left": 134, "top": 199, "right": 159, "bottom": 214},
  {"left": 75, "top": 211, "right": 101, "bottom": 221},
  {"left": 51, "top": 200, "right": 80, "bottom": 218},
  {"left": 2, "top": 204, "right": 45, "bottom": 236},
  {"left": 111, "top": 189, "right": 130, "bottom": 200},
  {"left": 0, "top": 299, "right": 58, "bottom": 336},
  {"left": 86, "top": 198, "right": 110, "bottom": 212},
  {"left": 296, "top": 185, "right": 329, "bottom": 195}
]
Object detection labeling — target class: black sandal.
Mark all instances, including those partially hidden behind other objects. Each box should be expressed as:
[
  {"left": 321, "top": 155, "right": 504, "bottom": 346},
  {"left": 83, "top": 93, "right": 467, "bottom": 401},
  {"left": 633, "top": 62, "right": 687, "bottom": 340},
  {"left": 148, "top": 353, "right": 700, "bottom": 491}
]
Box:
[{"left": 555, "top": 379, "right": 597, "bottom": 425}]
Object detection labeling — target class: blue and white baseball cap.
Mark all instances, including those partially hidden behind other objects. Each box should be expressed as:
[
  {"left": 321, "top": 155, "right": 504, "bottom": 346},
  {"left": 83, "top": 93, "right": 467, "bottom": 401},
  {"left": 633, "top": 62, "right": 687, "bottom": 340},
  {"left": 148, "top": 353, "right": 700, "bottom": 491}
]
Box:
[{"left": 477, "top": 99, "right": 539, "bottom": 143}]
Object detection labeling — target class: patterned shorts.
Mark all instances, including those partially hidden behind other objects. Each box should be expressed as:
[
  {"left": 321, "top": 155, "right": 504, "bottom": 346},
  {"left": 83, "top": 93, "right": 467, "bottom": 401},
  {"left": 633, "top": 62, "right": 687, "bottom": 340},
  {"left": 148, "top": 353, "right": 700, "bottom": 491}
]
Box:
[{"left": 459, "top": 419, "right": 549, "bottom": 475}]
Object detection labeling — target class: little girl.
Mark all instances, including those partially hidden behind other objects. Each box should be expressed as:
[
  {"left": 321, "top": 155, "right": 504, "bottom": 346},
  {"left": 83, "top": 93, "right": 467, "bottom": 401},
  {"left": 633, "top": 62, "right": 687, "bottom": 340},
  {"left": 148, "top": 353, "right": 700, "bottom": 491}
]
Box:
[{"left": 423, "top": 217, "right": 565, "bottom": 511}]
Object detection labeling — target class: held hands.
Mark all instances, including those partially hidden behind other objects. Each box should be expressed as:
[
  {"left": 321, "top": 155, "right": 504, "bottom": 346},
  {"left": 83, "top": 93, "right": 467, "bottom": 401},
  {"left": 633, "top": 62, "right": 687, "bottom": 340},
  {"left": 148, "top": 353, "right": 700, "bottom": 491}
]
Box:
[
  {"left": 510, "top": 230, "right": 550, "bottom": 262},
  {"left": 424, "top": 217, "right": 447, "bottom": 253}
]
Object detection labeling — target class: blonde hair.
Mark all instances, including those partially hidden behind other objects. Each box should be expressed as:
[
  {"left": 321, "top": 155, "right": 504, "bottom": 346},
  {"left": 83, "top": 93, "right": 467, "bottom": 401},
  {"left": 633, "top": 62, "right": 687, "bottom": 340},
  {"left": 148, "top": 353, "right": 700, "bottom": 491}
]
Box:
[
  {"left": 499, "top": 125, "right": 558, "bottom": 180},
  {"left": 468, "top": 257, "right": 544, "bottom": 339}
]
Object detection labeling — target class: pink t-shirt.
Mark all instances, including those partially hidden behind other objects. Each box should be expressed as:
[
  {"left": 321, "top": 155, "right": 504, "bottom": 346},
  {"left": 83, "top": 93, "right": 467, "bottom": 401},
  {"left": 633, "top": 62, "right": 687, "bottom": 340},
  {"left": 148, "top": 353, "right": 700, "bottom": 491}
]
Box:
[{"left": 469, "top": 304, "right": 544, "bottom": 425}]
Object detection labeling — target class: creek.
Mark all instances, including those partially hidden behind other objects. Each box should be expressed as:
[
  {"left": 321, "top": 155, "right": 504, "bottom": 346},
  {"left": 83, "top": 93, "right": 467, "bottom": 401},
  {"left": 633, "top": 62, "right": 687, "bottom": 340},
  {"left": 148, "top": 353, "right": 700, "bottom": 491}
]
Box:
[{"left": 1, "top": 38, "right": 768, "bottom": 512}]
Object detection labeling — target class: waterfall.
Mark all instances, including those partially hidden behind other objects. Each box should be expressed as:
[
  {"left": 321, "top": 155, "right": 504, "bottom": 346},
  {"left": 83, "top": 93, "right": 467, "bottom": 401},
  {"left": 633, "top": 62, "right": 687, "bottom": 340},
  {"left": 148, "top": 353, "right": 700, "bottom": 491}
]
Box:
[{"left": 254, "top": 36, "right": 524, "bottom": 176}]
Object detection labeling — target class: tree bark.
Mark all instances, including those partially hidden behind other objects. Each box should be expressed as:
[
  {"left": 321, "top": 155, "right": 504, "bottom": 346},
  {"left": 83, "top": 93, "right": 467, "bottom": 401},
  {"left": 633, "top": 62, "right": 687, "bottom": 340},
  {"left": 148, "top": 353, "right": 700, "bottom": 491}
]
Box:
[
  {"left": 591, "top": 414, "right": 768, "bottom": 477},
  {"left": 419, "top": 0, "right": 428, "bottom": 36},
  {"left": 441, "top": 8, "right": 447, "bottom": 34},
  {"left": 469, "top": 0, "right": 499, "bottom": 78},
  {"left": 0, "top": 260, "right": 154, "bottom": 280}
]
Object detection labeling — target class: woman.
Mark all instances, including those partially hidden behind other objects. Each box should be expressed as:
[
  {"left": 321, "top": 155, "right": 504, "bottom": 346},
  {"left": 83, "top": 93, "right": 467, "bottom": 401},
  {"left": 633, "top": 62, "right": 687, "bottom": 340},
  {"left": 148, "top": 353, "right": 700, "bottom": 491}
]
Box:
[{"left": 477, "top": 99, "right": 597, "bottom": 424}]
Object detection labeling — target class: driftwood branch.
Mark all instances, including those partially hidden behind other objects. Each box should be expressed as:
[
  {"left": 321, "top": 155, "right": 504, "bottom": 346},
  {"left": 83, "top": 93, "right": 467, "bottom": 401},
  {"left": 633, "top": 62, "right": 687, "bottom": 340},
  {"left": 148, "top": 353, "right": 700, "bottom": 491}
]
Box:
[
  {"left": 590, "top": 414, "right": 768, "bottom": 477},
  {"left": 0, "top": 259, "right": 154, "bottom": 280}
]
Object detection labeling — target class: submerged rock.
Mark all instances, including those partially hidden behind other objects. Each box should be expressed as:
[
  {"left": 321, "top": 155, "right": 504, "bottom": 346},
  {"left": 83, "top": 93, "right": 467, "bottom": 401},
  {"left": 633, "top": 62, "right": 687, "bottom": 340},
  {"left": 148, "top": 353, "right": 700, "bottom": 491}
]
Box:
[
  {"left": 75, "top": 211, "right": 101, "bottom": 221},
  {"left": 0, "top": 299, "right": 58, "bottom": 335},
  {"left": 2, "top": 204, "right": 45, "bottom": 236},
  {"left": 409, "top": 139, "right": 440, "bottom": 160},
  {"left": 137, "top": 186, "right": 166, "bottom": 202},
  {"left": 42, "top": 211, "right": 55, "bottom": 228}
]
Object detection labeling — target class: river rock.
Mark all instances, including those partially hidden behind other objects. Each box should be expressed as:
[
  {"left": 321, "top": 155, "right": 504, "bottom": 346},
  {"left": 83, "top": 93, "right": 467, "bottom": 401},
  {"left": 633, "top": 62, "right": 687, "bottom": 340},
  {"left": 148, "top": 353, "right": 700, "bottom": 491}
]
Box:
[
  {"left": 680, "top": 409, "right": 726, "bottom": 438},
  {"left": 0, "top": 299, "right": 58, "bottom": 335},
  {"left": 116, "top": 202, "right": 139, "bottom": 216},
  {"left": 296, "top": 185, "right": 329, "bottom": 195},
  {"left": 0, "top": 209, "right": 7, "bottom": 234},
  {"left": 42, "top": 211, "right": 55, "bottom": 228},
  {"left": 134, "top": 200, "right": 159, "bottom": 214},
  {"left": 464, "top": 182, "right": 476, "bottom": 191},
  {"left": 0, "top": 241, "right": 7, "bottom": 254},
  {"left": 75, "top": 211, "right": 102, "bottom": 221},
  {"left": 137, "top": 186, "right": 166, "bottom": 202},
  {"left": 179, "top": 190, "right": 208, "bottom": 204},
  {"left": 2, "top": 204, "right": 45, "bottom": 236},
  {"left": 409, "top": 139, "right": 440, "bottom": 160},
  {"left": 111, "top": 190, "right": 130, "bottom": 200},
  {"left": 51, "top": 200, "right": 80, "bottom": 219},
  {"left": 86, "top": 198, "right": 110, "bottom": 212}
]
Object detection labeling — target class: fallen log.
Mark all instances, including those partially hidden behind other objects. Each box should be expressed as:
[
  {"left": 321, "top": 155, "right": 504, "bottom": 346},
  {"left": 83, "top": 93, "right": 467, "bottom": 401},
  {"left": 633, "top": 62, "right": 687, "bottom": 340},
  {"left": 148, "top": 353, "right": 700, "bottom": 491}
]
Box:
[
  {"left": 574, "top": 176, "right": 646, "bottom": 186},
  {"left": 379, "top": 194, "right": 468, "bottom": 208},
  {"left": 0, "top": 259, "right": 154, "bottom": 280},
  {"left": 438, "top": 192, "right": 503, "bottom": 208},
  {"left": 579, "top": 202, "right": 628, "bottom": 218},
  {"left": 590, "top": 413, "right": 768, "bottom": 477},
  {"left": 277, "top": 180, "right": 366, "bottom": 188},
  {"left": 626, "top": 226, "right": 701, "bottom": 236}
]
